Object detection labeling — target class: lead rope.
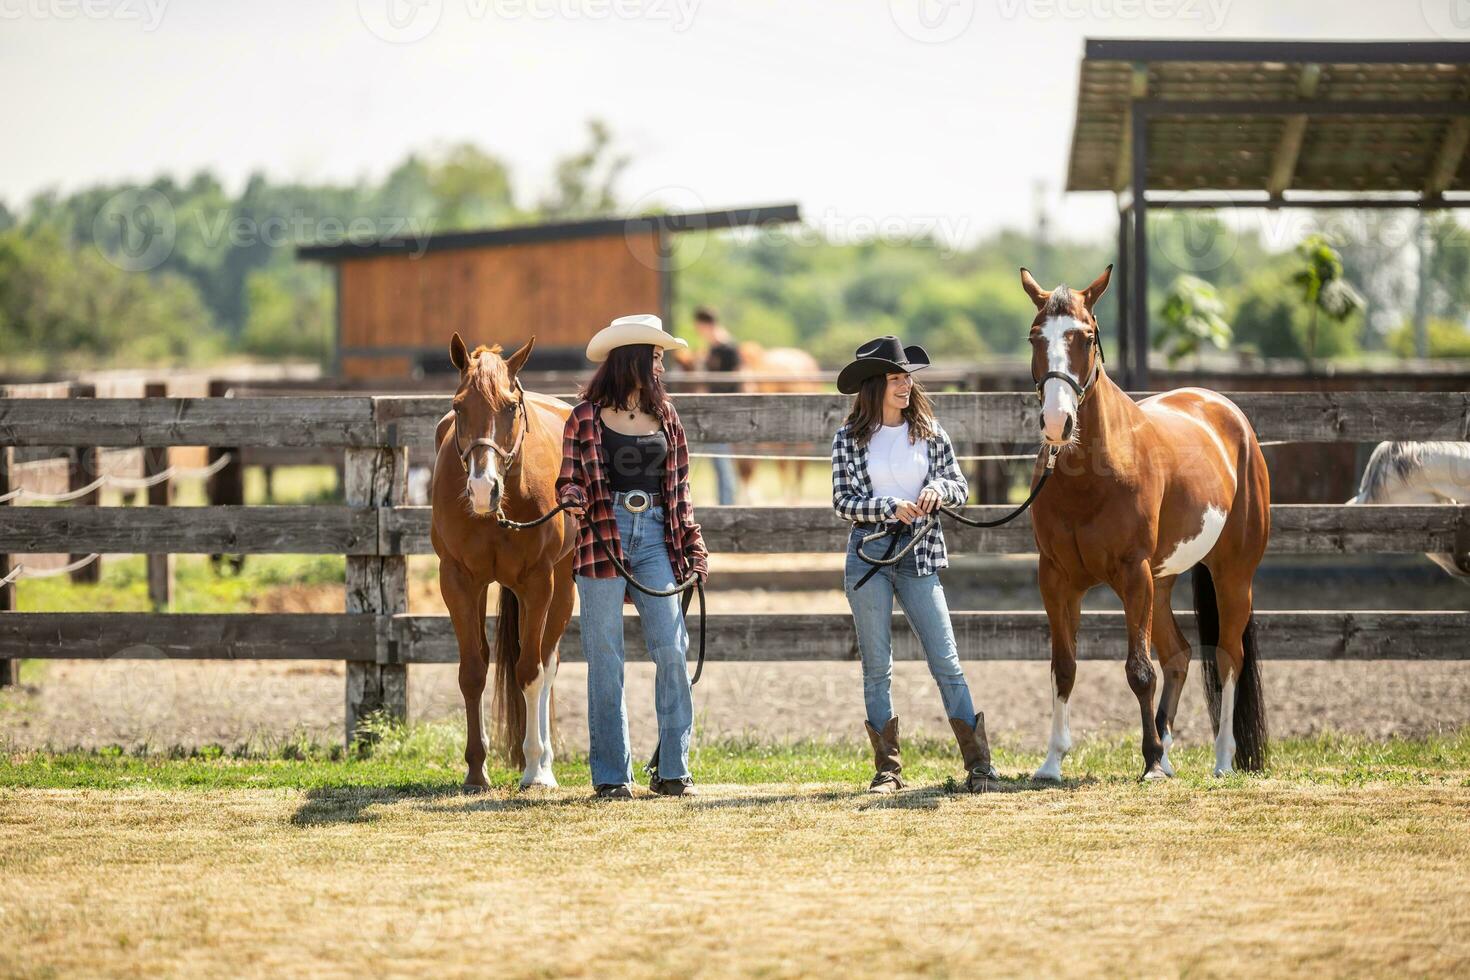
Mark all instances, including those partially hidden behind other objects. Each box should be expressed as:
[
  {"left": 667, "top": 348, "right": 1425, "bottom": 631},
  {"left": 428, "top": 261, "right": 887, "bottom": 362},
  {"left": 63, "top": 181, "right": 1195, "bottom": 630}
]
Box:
[
  {"left": 495, "top": 500, "right": 706, "bottom": 779},
  {"left": 852, "top": 444, "right": 1060, "bottom": 587}
]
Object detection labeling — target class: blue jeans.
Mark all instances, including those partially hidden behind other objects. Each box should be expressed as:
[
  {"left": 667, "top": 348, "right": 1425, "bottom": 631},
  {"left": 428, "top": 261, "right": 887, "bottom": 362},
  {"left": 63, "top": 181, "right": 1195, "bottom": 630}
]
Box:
[
  {"left": 576, "top": 498, "right": 693, "bottom": 786},
  {"left": 710, "top": 445, "right": 738, "bottom": 506},
  {"left": 843, "top": 525, "right": 976, "bottom": 731}
]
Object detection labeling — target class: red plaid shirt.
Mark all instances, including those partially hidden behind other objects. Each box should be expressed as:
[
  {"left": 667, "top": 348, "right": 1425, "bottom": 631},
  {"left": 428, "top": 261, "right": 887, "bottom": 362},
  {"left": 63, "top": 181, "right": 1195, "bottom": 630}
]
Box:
[{"left": 556, "top": 399, "right": 708, "bottom": 595}]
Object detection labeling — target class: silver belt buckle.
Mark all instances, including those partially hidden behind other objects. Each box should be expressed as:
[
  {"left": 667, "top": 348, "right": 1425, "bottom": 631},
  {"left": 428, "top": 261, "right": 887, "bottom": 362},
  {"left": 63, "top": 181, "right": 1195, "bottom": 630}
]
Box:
[{"left": 623, "top": 490, "right": 651, "bottom": 513}]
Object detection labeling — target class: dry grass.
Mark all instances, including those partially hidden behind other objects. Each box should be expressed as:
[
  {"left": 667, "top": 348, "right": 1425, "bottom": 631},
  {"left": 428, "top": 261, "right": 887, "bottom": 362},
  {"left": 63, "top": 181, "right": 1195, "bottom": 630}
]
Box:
[{"left": 3, "top": 733, "right": 1470, "bottom": 978}]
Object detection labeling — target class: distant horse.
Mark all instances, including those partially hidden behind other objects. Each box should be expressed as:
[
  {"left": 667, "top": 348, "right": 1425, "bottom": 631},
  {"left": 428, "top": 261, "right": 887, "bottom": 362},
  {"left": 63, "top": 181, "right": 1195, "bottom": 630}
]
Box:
[
  {"left": 430, "top": 334, "right": 576, "bottom": 791},
  {"left": 734, "top": 342, "right": 823, "bottom": 502},
  {"left": 1022, "top": 266, "right": 1271, "bottom": 780},
  {"left": 1350, "top": 441, "right": 1470, "bottom": 579}
]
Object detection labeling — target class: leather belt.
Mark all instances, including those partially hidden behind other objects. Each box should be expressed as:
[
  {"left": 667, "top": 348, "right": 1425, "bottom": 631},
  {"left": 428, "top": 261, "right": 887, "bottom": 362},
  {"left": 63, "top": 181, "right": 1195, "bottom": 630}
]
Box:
[{"left": 614, "top": 489, "right": 663, "bottom": 513}]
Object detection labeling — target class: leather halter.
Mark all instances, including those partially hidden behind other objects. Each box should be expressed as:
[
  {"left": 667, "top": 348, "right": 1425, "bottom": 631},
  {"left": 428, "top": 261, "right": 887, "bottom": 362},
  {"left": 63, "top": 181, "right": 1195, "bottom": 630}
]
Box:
[
  {"left": 454, "top": 378, "right": 528, "bottom": 474},
  {"left": 1033, "top": 322, "right": 1105, "bottom": 405}
]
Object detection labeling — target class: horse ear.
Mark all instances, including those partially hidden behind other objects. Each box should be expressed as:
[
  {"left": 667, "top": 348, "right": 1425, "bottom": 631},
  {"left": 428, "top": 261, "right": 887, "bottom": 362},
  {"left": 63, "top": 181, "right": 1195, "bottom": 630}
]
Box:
[
  {"left": 1019, "top": 268, "right": 1049, "bottom": 310},
  {"left": 1082, "top": 265, "right": 1113, "bottom": 311},
  {"left": 449, "top": 333, "right": 470, "bottom": 374},
  {"left": 505, "top": 336, "right": 536, "bottom": 377}
]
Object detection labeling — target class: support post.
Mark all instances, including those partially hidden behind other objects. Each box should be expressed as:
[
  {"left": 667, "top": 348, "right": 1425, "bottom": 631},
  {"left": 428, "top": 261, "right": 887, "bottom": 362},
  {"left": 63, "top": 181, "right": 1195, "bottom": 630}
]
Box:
[
  {"left": 0, "top": 443, "right": 12, "bottom": 688},
  {"left": 143, "top": 382, "right": 174, "bottom": 611},
  {"left": 344, "top": 437, "right": 409, "bottom": 745},
  {"left": 206, "top": 380, "right": 245, "bottom": 575},
  {"left": 68, "top": 382, "right": 100, "bottom": 584},
  {"left": 1115, "top": 202, "right": 1132, "bottom": 390},
  {"left": 1129, "top": 110, "right": 1151, "bottom": 391}
]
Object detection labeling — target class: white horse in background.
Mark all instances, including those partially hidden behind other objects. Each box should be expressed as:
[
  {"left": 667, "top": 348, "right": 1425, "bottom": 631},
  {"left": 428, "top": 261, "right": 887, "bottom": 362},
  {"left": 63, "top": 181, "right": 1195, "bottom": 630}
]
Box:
[{"left": 1349, "top": 441, "right": 1470, "bottom": 579}]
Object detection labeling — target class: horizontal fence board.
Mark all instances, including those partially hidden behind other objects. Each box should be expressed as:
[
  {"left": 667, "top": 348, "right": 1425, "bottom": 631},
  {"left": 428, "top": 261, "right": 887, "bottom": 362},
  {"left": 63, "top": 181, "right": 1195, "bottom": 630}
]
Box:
[
  {"left": 3, "top": 610, "right": 1461, "bottom": 662},
  {"left": 0, "top": 397, "right": 377, "bottom": 447},
  {"left": 0, "top": 506, "right": 379, "bottom": 555},
  {"left": 373, "top": 392, "right": 1470, "bottom": 447},
  {"left": 0, "top": 614, "right": 377, "bottom": 660},
  {"left": 379, "top": 504, "right": 1469, "bottom": 556},
  {"left": 395, "top": 610, "right": 1470, "bottom": 663}
]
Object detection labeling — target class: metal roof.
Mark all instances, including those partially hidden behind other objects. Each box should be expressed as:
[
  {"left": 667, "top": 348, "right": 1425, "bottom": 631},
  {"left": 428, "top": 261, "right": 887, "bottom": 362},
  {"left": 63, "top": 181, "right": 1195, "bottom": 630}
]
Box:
[
  {"left": 297, "top": 203, "right": 801, "bottom": 262},
  {"left": 1066, "top": 39, "right": 1470, "bottom": 196}
]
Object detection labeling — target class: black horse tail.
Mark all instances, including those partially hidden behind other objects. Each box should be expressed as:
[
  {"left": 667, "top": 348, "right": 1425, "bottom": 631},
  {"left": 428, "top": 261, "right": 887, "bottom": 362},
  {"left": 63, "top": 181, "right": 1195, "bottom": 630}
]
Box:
[
  {"left": 491, "top": 587, "right": 526, "bottom": 769},
  {"left": 1193, "top": 564, "right": 1269, "bottom": 772}
]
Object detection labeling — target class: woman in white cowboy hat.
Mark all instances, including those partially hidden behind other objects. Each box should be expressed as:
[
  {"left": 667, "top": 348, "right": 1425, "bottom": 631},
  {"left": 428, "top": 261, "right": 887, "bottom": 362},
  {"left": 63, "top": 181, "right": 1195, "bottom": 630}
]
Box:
[
  {"left": 555, "top": 314, "right": 709, "bottom": 800},
  {"left": 831, "top": 336, "right": 999, "bottom": 794}
]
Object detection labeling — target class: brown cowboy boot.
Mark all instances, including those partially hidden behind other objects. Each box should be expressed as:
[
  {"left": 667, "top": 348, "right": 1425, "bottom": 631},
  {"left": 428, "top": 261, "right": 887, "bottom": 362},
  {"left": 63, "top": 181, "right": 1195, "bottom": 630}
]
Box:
[
  {"left": 949, "top": 712, "right": 1001, "bottom": 793},
  {"left": 864, "top": 717, "right": 905, "bottom": 793}
]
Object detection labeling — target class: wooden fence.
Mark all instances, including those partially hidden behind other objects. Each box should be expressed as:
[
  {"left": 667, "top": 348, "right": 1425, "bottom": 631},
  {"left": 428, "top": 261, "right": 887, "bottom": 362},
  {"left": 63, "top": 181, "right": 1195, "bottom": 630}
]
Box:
[{"left": 0, "top": 392, "right": 1466, "bottom": 743}]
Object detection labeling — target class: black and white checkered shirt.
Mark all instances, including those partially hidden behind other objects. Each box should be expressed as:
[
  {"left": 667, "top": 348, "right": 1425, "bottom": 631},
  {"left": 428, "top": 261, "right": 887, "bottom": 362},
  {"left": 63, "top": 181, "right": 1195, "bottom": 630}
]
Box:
[{"left": 830, "top": 421, "right": 969, "bottom": 576}]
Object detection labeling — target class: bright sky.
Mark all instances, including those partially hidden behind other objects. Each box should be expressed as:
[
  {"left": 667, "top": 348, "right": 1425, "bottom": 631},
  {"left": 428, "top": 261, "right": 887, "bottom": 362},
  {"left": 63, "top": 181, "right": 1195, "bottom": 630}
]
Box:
[{"left": 1, "top": 0, "right": 1461, "bottom": 243}]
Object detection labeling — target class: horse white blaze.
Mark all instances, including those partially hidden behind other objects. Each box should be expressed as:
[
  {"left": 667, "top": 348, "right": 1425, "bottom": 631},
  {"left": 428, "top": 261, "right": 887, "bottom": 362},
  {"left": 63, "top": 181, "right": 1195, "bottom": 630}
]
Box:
[
  {"left": 1155, "top": 505, "right": 1227, "bottom": 579},
  {"left": 1214, "top": 674, "right": 1237, "bottom": 776},
  {"left": 1039, "top": 316, "right": 1082, "bottom": 444},
  {"left": 1033, "top": 673, "right": 1072, "bottom": 781},
  {"left": 466, "top": 448, "right": 499, "bottom": 515}
]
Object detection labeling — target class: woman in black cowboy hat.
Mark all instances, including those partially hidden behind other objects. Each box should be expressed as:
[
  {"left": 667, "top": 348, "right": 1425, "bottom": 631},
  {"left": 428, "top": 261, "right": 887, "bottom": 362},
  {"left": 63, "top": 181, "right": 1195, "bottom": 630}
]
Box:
[{"left": 831, "top": 336, "right": 999, "bottom": 793}]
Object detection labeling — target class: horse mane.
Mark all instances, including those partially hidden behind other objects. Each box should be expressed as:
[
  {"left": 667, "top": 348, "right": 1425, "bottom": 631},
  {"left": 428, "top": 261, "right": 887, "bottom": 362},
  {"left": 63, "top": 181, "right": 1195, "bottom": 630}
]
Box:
[
  {"left": 1043, "top": 285, "right": 1080, "bottom": 318},
  {"left": 1355, "top": 440, "right": 1470, "bottom": 503},
  {"left": 466, "top": 343, "right": 516, "bottom": 411}
]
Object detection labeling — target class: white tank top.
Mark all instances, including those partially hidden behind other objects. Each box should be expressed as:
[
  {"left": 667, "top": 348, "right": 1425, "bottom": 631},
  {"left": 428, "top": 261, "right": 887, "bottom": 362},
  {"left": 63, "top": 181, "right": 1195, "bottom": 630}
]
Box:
[{"left": 866, "top": 422, "right": 928, "bottom": 502}]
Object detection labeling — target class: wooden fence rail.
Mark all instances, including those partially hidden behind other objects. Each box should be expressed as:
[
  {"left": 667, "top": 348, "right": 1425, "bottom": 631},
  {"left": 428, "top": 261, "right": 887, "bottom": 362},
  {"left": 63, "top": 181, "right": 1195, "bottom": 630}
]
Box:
[{"left": 0, "top": 392, "right": 1466, "bottom": 744}]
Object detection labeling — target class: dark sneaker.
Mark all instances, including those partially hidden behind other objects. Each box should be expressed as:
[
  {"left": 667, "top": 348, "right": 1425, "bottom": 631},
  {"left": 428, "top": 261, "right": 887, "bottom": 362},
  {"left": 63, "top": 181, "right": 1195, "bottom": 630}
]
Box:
[
  {"left": 648, "top": 775, "right": 699, "bottom": 797},
  {"left": 594, "top": 783, "right": 633, "bottom": 800}
]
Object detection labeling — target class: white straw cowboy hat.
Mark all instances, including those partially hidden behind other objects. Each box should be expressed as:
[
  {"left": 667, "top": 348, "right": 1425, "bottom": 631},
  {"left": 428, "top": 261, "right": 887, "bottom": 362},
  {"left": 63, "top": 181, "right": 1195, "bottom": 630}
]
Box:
[{"left": 586, "top": 313, "right": 689, "bottom": 363}]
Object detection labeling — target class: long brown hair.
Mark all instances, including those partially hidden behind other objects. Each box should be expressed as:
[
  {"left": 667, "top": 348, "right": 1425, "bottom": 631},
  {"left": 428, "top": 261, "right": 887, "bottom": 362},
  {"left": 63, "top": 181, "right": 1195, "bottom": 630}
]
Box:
[
  {"left": 581, "top": 344, "right": 668, "bottom": 418},
  {"left": 843, "top": 372, "right": 937, "bottom": 447}
]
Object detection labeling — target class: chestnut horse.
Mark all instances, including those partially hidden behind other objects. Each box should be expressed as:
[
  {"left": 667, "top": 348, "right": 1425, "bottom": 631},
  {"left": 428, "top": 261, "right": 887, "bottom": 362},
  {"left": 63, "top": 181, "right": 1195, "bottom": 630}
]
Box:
[
  {"left": 430, "top": 334, "right": 576, "bottom": 791},
  {"left": 1022, "top": 266, "right": 1270, "bottom": 780}
]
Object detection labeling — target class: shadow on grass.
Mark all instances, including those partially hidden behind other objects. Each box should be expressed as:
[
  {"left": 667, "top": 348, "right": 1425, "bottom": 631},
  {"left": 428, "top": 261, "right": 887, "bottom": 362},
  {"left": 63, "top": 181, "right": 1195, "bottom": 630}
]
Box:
[{"left": 290, "top": 783, "right": 460, "bottom": 826}]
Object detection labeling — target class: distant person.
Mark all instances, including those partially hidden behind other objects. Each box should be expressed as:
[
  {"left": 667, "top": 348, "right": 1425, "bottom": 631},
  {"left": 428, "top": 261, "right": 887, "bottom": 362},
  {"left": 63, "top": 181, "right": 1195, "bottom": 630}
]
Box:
[{"left": 693, "top": 306, "right": 742, "bottom": 505}]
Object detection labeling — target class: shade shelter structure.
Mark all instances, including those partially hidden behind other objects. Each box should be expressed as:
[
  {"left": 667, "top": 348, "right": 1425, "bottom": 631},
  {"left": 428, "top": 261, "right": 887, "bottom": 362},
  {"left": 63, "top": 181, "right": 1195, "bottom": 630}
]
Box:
[
  {"left": 1066, "top": 39, "right": 1470, "bottom": 388},
  {"left": 298, "top": 204, "right": 800, "bottom": 378}
]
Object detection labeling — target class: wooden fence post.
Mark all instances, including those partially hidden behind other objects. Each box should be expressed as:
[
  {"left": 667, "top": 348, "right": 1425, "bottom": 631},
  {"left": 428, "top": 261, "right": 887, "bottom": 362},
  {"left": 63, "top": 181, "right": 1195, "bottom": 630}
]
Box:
[
  {"left": 1, "top": 443, "right": 13, "bottom": 688},
  {"left": 68, "top": 382, "right": 100, "bottom": 584},
  {"left": 343, "top": 438, "right": 409, "bottom": 745},
  {"left": 206, "top": 380, "right": 245, "bottom": 575},
  {"left": 143, "top": 382, "right": 173, "bottom": 611}
]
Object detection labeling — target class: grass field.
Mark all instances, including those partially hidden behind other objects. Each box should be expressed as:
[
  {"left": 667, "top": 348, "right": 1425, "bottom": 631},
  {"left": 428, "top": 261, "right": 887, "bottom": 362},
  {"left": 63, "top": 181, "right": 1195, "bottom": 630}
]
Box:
[{"left": 4, "top": 727, "right": 1469, "bottom": 978}]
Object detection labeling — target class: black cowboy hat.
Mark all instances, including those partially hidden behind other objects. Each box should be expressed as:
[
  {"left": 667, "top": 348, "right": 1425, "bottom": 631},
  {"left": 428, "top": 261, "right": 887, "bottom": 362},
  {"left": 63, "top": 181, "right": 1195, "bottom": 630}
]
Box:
[{"left": 836, "top": 336, "right": 931, "bottom": 394}]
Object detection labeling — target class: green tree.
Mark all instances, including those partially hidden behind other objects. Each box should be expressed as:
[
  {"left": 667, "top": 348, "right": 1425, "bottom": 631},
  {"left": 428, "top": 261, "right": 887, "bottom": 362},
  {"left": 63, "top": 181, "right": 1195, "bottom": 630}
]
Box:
[
  {"left": 1154, "top": 275, "right": 1231, "bottom": 367},
  {"left": 1291, "top": 234, "right": 1364, "bottom": 364}
]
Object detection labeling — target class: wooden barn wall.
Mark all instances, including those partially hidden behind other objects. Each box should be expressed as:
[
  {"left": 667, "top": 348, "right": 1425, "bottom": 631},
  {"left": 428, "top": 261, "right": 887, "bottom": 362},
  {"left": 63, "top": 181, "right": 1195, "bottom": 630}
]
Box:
[{"left": 337, "top": 232, "right": 662, "bottom": 377}]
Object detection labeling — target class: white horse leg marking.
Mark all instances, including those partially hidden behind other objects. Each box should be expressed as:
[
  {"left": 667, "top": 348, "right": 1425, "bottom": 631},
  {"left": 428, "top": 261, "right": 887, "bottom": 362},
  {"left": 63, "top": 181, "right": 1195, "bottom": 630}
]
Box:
[
  {"left": 519, "top": 665, "right": 554, "bottom": 788},
  {"left": 1159, "top": 731, "right": 1176, "bottom": 777},
  {"left": 536, "top": 659, "right": 557, "bottom": 783},
  {"left": 1213, "top": 674, "right": 1237, "bottom": 777},
  {"left": 1033, "top": 674, "right": 1072, "bottom": 781}
]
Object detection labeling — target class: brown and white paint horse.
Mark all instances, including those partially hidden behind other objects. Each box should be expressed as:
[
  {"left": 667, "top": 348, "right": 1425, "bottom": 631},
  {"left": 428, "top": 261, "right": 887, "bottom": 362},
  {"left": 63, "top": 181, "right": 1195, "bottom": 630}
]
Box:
[
  {"left": 1023, "top": 266, "right": 1270, "bottom": 780},
  {"left": 431, "top": 334, "right": 576, "bottom": 791}
]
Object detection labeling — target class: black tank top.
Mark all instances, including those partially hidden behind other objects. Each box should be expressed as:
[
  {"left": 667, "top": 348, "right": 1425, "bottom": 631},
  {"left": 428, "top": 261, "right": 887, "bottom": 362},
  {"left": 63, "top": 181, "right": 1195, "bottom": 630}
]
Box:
[{"left": 603, "top": 426, "right": 668, "bottom": 494}]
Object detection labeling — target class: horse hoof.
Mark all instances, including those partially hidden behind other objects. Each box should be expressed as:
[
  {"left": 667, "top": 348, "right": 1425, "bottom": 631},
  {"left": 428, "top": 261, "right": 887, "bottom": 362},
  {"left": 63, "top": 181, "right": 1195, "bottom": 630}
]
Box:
[
  {"left": 1212, "top": 767, "right": 1231, "bottom": 778},
  {"left": 1032, "top": 767, "right": 1063, "bottom": 783},
  {"left": 463, "top": 782, "right": 490, "bottom": 795},
  {"left": 519, "top": 773, "right": 559, "bottom": 790},
  {"left": 1142, "top": 767, "right": 1170, "bottom": 782}
]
